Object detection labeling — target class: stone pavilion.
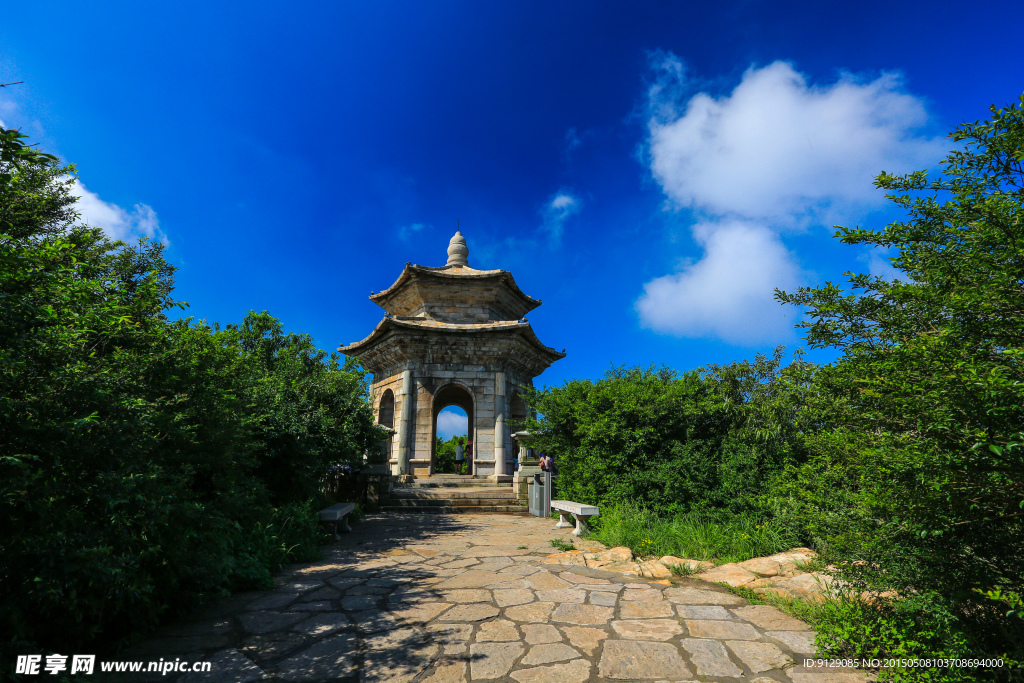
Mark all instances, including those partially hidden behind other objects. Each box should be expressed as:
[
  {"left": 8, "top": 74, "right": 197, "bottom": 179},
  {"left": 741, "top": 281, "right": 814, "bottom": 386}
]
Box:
[{"left": 340, "top": 232, "right": 565, "bottom": 479}]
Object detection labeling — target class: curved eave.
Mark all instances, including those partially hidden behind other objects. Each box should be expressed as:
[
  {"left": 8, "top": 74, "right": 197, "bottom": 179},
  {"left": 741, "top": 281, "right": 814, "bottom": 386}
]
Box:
[
  {"left": 369, "top": 263, "right": 541, "bottom": 312},
  {"left": 339, "top": 317, "right": 566, "bottom": 362}
]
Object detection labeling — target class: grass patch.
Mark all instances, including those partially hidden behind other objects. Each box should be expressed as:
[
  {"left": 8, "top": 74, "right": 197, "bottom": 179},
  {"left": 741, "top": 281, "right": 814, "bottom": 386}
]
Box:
[
  {"left": 550, "top": 538, "right": 575, "bottom": 552},
  {"left": 794, "top": 556, "right": 827, "bottom": 573},
  {"left": 591, "top": 504, "right": 799, "bottom": 563},
  {"left": 666, "top": 562, "right": 699, "bottom": 577}
]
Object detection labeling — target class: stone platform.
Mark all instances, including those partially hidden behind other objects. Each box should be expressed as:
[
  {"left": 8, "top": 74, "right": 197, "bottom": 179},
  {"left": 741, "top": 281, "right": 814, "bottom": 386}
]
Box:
[
  {"left": 384, "top": 475, "right": 523, "bottom": 514},
  {"left": 118, "top": 513, "right": 870, "bottom": 682}
]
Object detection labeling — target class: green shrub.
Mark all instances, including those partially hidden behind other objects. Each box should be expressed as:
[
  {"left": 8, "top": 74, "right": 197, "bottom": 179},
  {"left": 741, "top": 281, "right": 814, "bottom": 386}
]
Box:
[
  {"left": 774, "top": 95, "right": 1024, "bottom": 676},
  {"left": 521, "top": 350, "right": 813, "bottom": 518},
  {"left": 0, "top": 129, "right": 379, "bottom": 663},
  {"left": 231, "top": 500, "right": 328, "bottom": 590}
]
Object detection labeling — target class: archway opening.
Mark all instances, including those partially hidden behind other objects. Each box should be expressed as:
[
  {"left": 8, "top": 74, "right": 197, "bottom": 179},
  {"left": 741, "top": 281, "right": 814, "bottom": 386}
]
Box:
[
  {"left": 376, "top": 389, "right": 396, "bottom": 465},
  {"left": 432, "top": 384, "right": 474, "bottom": 474},
  {"left": 379, "top": 389, "right": 395, "bottom": 428}
]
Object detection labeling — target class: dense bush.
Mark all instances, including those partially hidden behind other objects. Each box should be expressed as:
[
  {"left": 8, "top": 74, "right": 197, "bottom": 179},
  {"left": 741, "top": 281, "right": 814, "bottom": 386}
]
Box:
[
  {"left": 773, "top": 96, "right": 1024, "bottom": 678},
  {"left": 523, "top": 348, "right": 813, "bottom": 516},
  {"left": 0, "top": 128, "right": 381, "bottom": 659}
]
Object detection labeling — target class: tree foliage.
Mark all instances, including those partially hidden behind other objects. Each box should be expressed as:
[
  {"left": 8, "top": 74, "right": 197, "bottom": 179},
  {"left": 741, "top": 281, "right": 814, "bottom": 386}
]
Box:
[
  {"left": 435, "top": 435, "right": 463, "bottom": 474},
  {"left": 0, "top": 127, "right": 380, "bottom": 657},
  {"left": 776, "top": 94, "right": 1024, "bottom": 674},
  {"left": 522, "top": 348, "right": 812, "bottom": 516}
]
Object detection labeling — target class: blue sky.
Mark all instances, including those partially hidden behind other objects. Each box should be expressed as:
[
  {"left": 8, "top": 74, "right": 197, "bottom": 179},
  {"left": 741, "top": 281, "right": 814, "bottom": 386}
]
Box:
[{"left": 3, "top": 2, "right": 1023, "bottom": 437}]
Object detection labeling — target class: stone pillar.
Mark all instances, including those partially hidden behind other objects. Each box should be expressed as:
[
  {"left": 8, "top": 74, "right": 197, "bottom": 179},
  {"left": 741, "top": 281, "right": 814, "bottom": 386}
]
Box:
[
  {"left": 493, "top": 372, "right": 505, "bottom": 476},
  {"left": 490, "top": 371, "right": 512, "bottom": 482},
  {"left": 397, "top": 369, "right": 413, "bottom": 477}
]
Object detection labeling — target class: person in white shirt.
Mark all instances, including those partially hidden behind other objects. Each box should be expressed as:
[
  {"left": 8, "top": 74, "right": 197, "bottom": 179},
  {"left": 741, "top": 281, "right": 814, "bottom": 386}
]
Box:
[{"left": 455, "top": 438, "right": 465, "bottom": 474}]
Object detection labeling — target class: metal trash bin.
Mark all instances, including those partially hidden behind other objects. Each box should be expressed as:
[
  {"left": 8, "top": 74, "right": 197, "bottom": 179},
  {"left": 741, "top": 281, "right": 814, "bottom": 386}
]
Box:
[{"left": 528, "top": 471, "right": 551, "bottom": 517}]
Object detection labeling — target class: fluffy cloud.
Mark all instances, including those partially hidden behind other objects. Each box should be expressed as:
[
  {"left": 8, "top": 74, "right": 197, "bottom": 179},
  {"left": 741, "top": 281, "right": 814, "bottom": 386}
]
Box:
[
  {"left": 436, "top": 407, "right": 468, "bottom": 440},
  {"left": 861, "top": 247, "right": 902, "bottom": 281},
  {"left": 398, "top": 222, "right": 429, "bottom": 240},
  {"left": 647, "top": 59, "right": 943, "bottom": 221},
  {"left": 636, "top": 57, "right": 943, "bottom": 344},
  {"left": 540, "top": 191, "right": 581, "bottom": 243},
  {"left": 73, "top": 181, "right": 168, "bottom": 245},
  {"left": 1, "top": 91, "right": 166, "bottom": 245},
  {"left": 637, "top": 221, "right": 800, "bottom": 344}
]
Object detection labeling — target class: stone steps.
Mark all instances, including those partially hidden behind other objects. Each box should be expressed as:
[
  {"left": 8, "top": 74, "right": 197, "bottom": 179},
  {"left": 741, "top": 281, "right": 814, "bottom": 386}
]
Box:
[
  {"left": 387, "top": 498, "right": 518, "bottom": 508},
  {"left": 386, "top": 476, "right": 524, "bottom": 514},
  {"left": 379, "top": 504, "right": 527, "bottom": 514},
  {"left": 399, "top": 475, "right": 511, "bottom": 489},
  {"left": 400, "top": 483, "right": 508, "bottom": 489},
  {"left": 392, "top": 489, "right": 515, "bottom": 499}
]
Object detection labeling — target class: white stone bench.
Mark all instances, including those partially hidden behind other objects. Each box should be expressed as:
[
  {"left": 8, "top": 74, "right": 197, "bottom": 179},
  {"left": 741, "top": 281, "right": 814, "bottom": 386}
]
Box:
[
  {"left": 550, "top": 500, "right": 599, "bottom": 537},
  {"left": 319, "top": 502, "right": 355, "bottom": 539}
]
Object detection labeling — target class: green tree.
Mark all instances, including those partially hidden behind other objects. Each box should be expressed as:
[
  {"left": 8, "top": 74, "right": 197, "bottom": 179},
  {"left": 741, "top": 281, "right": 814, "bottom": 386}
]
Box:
[
  {"left": 435, "top": 435, "right": 462, "bottom": 473},
  {"left": 0, "top": 126, "right": 380, "bottom": 660},
  {"left": 776, "top": 95, "right": 1024, "bottom": 675},
  {"left": 521, "top": 349, "right": 812, "bottom": 516},
  {"left": 216, "top": 311, "right": 381, "bottom": 504}
]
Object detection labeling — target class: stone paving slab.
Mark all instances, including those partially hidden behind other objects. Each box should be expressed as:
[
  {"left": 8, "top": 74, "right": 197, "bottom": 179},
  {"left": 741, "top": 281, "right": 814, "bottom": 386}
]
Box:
[{"left": 118, "top": 512, "right": 873, "bottom": 682}]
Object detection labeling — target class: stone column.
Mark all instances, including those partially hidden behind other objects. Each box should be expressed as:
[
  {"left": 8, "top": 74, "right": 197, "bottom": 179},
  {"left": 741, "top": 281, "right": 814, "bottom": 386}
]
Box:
[
  {"left": 494, "top": 372, "right": 505, "bottom": 476},
  {"left": 397, "top": 369, "right": 413, "bottom": 477},
  {"left": 490, "top": 371, "right": 512, "bottom": 482}
]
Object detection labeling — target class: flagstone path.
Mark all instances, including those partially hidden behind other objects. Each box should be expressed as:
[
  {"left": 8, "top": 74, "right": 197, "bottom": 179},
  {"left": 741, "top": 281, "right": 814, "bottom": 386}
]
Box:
[{"left": 119, "top": 513, "right": 870, "bottom": 682}]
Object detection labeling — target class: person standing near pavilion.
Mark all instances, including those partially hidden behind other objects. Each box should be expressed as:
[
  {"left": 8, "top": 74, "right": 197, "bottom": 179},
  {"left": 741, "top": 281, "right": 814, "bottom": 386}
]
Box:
[
  {"left": 539, "top": 452, "right": 553, "bottom": 473},
  {"left": 455, "top": 438, "right": 465, "bottom": 474},
  {"left": 465, "top": 439, "right": 473, "bottom": 475}
]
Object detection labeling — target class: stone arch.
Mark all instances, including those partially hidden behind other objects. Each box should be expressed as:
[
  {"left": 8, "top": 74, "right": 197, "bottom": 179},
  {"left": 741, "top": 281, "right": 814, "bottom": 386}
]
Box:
[
  {"left": 376, "top": 388, "right": 396, "bottom": 464},
  {"left": 431, "top": 383, "right": 475, "bottom": 474},
  {"left": 378, "top": 388, "right": 396, "bottom": 428}
]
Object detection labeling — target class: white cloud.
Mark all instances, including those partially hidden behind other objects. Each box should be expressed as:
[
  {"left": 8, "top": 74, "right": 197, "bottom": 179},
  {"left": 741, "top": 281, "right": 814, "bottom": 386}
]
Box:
[
  {"left": 861, "top": 247, "right": 902, "bottom": 281},
  {"left": 647, "top": 60, "right": 944, "bottom": 222},
  {"left": 636, "top": 221, "right": 801, "bottom": 344},
  {"left": 398, "top": 222, "right": 429, "bottom": 241},
  {"left": 0, "top": 88, "right": 56, "bottom": 162},
  {"left": 72, "top": 181, "right": 168, "bottom": 245},
  {"left": 1, "top": 87, "right": 166, "bottom": 245},
  {"left": 436, "top": 407, "right": 468, "bottom": 440},
  {"left": 565, "top": 127, "right": 582, "bottom": 152},
  {"left": 636, "top": 57, "right": 944, "bottom": 344},
  {"left": 0, "top": 93, "right": 19, "bottom": 130},
  {"left": 540, "top": 191, "right": 580, "bottom": 243}
]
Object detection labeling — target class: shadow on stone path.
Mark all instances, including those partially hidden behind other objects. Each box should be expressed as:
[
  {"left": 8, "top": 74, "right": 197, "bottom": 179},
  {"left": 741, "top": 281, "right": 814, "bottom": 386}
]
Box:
[{"left": 113, "top": 513, "right": 870, "bottom": 683}]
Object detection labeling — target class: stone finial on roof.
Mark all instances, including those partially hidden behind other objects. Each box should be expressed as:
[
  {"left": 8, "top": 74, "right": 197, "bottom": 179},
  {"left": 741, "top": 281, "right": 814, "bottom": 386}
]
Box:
[{"left": 446, "top": 230, "right": 469, "bottom": 266}]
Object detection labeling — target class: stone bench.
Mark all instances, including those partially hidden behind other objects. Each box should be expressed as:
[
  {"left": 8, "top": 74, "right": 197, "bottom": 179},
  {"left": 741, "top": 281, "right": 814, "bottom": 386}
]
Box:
[
  {"left": 550, "top": 500, "right": 599, "bottom": 537},
  {"left": 318, "top": 502, "right": 355, "bottom": 540}
]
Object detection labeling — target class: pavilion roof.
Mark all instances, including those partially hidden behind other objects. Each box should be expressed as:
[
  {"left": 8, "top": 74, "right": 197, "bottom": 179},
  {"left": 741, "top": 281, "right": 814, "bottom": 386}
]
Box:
[
  {"left": 369, "top": 263, "right": 541, "bottom": 318},
  {"left": 339, "top": 316, "right": 566, "bottom": 363}
]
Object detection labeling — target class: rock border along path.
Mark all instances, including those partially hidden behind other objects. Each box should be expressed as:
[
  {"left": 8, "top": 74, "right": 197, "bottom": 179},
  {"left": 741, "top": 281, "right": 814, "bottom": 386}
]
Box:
[{"left": 120, "top": 513, "right": 870, "bottom": 682}]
